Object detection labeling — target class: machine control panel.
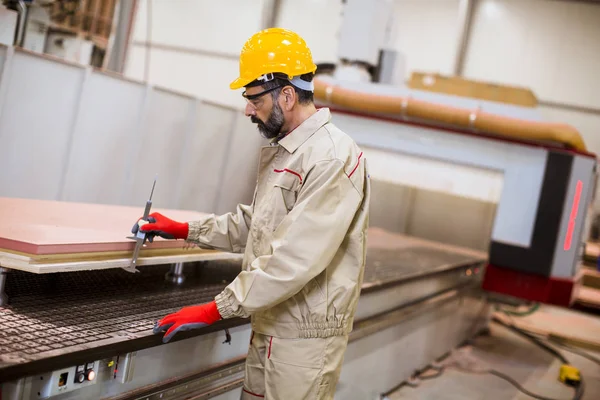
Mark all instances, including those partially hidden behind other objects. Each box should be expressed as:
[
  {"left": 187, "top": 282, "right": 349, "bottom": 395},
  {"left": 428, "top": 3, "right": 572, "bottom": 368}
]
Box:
[{"left": 32, "top": 360, "right": 100, "bottom": 398}]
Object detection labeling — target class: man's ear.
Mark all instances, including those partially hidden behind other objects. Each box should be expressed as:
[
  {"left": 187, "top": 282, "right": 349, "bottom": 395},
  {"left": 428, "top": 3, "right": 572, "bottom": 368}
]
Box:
[{"left": 281, "top": 86, "right": 296, "bottom": 111}]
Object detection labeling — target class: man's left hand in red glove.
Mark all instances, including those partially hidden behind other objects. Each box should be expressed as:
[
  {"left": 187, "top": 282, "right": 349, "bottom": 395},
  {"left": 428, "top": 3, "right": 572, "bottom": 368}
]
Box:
[{"left": 153, "top": 300, "right": 222, "bottom": 343}]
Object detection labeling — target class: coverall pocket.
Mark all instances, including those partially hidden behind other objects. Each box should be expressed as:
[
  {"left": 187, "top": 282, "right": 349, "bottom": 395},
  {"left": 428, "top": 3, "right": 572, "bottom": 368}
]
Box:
[
  {"left": 268, "top": 185, "right": 297, "bottom": 232},
  {"left": 266, "top": 336, "right": 325, "bottom": 399}
]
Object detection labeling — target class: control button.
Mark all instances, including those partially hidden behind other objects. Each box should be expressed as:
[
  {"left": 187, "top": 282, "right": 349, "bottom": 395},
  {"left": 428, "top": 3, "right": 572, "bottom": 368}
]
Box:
[
  {"left": 75, "top": 372, "right": 85, "bottom": 384},
  {"left": 86, "top": 369, "right": 96, "bottom": 381}
]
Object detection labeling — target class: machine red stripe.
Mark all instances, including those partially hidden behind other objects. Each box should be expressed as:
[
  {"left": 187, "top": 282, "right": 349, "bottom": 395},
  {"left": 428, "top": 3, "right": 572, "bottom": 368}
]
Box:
[
  {"left": 482, "top": 263, "right": 577, "bottom": 307},
  {"left": 274, "top": 168, "right": 302, "bottom": 183},
  {"left": 564, "top": 180, "right": 583, "bottom": 251},
  {"left": 348, "top": 152, "right": 363, "bottom": 178},
  {"left": 243, "top": 388, "right": 265, "bottom": 398}
]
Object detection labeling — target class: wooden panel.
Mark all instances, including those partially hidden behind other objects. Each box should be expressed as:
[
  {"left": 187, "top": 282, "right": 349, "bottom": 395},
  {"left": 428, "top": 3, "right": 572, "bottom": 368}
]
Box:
[
  {"left": 582, "top": 269, "right": 600, "bottom": 290},
  {"left": 576, "top": 287, "right": 600, "bottom": 310},
  {"left": 408, "top": 72, "right": 538, "bottom": 107},
  {"left": 0, "top": 197, "right": 205, "bottom": 256},
  {"left": 494, "top": 304, "right": 600, "bottom": 352}
]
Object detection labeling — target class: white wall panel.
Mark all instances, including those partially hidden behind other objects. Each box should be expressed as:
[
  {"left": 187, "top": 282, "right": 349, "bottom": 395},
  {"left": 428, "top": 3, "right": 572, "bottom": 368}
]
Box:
[
  {"left": 0, "top": 50, "right": 85, "bottom": 200},
  {"left": 216, "top": 113, "right": 266, "bottom": 215},
  {"left": 125, "top": 0, "right": 265, "bottom": 109},
  {"left": 276, "top": 0, "right": 343, "bottom": 63},
  {"left": 125, "top": 46, "right": 246, "bottom": 110},
  {"left": 464, "top": 0, "right": 600, "bottom": 109},
  {"left": 61, "top": 73, "right": 147, "bottom": 205},
  {"left": 132, "top": 0, "right": 264, "bottom": 55},
  {"left": 393, "top": 0, "right": 461, "bottom": 78},
  {"left": 126, "top": 87, "right": 193, "bottom": 209},
  {"left": 176, "top": 103, "right": 239, "bottom": 212}
]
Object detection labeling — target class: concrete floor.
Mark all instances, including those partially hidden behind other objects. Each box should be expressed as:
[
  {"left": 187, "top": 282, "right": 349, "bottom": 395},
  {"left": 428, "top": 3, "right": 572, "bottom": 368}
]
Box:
[{"left": 388, "top": 319, "right": 600, "bottom": 400}]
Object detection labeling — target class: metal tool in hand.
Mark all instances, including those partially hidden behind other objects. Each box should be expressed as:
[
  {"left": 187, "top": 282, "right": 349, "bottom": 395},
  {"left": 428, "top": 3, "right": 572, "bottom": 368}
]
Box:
[{"left": 125, "top": 176, "right": 157, "bottom": 273}]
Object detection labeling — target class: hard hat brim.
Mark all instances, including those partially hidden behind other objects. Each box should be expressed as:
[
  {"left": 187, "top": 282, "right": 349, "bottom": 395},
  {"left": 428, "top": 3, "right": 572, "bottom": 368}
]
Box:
[{"left": 229, "top": 76, "right": 252, "bottom": 90}]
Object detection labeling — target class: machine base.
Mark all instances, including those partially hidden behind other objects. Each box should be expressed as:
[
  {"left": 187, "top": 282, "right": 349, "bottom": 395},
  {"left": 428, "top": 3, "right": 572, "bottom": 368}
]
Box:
[{"left": 481, "top": 263, "right": 581, "bottom": 307}]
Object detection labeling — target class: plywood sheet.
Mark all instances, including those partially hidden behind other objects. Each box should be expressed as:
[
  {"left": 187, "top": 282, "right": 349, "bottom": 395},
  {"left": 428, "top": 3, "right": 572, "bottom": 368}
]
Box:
[
  {"left": 494, "top": 305, "right": 600, "bottom": 352},
  {"left": 576, "top": 287, "right": 600, "bottom": 309},
  {"left": 0, "top": 197, "right": 207, "bottom": 256},
  {"left": 582, "top": 268, "right": 600, "bottom": 290},
  {"left": 584, "top": 240, "right": 599, "bottom": 262}
]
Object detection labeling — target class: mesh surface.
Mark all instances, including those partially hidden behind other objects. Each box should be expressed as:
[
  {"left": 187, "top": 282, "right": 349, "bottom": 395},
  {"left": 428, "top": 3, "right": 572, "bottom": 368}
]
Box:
[{"left": 0, "top": 261, "right": 239, "bottom": 363}]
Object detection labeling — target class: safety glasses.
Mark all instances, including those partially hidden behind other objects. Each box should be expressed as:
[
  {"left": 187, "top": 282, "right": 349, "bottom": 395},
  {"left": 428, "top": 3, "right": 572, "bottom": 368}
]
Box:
[{"left": 242, "top": 85, "right": 285, "bottom": 110}]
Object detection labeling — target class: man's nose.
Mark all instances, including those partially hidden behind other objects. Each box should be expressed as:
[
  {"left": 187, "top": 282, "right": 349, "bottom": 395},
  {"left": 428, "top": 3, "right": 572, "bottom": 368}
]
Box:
[{"left": 245, "top": 103, "right": 256, "bottom": 117}]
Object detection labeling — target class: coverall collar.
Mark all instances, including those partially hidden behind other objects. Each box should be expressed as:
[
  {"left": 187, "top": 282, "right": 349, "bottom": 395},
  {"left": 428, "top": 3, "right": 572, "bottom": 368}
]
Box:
[{"left": 276, "top": 108, "right": 331, "bottom": 153}]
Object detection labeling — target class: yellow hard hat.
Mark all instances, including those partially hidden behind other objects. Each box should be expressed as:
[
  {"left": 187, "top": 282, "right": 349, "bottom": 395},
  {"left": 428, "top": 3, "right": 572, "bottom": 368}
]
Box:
[{"left": 229, "top": 28, "right": 317, "bottom": 90}]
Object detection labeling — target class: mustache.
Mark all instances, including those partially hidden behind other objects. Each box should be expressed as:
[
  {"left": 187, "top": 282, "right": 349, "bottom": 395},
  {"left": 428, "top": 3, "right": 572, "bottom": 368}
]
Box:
[{"left": 251, "top": 116, "right": 262, "bottom": 125}]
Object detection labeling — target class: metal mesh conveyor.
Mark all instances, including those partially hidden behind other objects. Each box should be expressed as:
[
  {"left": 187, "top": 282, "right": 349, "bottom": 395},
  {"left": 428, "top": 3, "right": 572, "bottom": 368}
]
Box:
[
  {"left": 0, "top": 260, "right": 242, "bottom": 382},
  {"left": 0, "top": 240, "right": 486, "bottom": 383}
]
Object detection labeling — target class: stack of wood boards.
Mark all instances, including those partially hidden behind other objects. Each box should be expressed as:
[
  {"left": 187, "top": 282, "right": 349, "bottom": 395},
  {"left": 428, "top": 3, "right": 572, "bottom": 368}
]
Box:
[
  {"left": 0, "top": 197, "right": 240, "bottom": 274},
  {"left": 493, "top": 305, "right": 600, "bottom": 353},
  {"left": 576, "top": 268, "right": 600, "bottom": 310}
]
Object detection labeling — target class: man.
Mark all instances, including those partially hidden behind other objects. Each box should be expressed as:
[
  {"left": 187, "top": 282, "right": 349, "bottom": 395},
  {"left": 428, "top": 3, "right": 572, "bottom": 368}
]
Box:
[{"left": 134, "top": 28, "right": 371, "bottom": 399}]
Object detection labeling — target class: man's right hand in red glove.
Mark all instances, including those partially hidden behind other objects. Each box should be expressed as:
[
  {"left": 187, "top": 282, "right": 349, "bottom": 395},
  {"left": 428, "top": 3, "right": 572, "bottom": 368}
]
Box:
[
  {"left": 153, "top": 301, "right": 222, "bottom": 343},
  {"left": 131, "top": 212, "right": 189, "bottom": 242}
]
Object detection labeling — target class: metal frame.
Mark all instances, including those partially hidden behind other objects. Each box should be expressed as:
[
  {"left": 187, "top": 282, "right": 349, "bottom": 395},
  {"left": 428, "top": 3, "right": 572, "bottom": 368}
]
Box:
[{"left": 0, "top": 267, "right": 7, "bottom": 306}]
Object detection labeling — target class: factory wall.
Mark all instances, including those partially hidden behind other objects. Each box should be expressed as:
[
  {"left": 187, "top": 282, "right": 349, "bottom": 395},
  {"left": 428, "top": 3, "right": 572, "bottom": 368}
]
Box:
[{"left": 0, "top": 45, "right": 264, "bottom": 216}]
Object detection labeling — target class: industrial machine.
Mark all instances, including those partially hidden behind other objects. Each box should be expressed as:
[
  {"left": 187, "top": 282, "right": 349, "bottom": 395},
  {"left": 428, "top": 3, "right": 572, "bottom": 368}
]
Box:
[{"left": 311, "top": 74, "right": 597, "bottom": 308}]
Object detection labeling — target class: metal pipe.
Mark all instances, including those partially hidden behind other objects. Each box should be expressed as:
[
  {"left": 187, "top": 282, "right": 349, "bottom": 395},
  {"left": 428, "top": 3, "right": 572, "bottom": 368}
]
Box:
[
  {"left": 13, "top": 0, "right": 28, "bottom": 47},
  {"left": 453, "top": 0, "right": 476, "bottom": 76},
  {"left": 165, "top": 262, "right": 185, "bottom": 285},
  {"left": 0, "top": 267, "right": 8, "bottom": 306},
  {"left": 261, "top": 0, "right": 282, "bottom": 29},
  {"left": 539, "top": 99, "right": 600, "bottom": 117}
]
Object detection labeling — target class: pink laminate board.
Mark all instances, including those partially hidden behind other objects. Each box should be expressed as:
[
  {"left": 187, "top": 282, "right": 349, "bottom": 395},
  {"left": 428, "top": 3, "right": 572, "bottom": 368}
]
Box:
[{"left": 0, "top": 197, "right": 207, "bottom": 255}]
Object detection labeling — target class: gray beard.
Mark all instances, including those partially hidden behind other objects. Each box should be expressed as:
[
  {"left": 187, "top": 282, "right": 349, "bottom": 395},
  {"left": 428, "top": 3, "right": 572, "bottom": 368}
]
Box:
[{"left": 252, "top": 102, "right": 285, "bottom": 140}]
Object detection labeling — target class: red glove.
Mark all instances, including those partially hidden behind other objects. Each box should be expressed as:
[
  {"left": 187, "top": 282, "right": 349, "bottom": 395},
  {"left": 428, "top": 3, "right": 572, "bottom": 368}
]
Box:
[
  {"left": 132, "top": 212, "right": 189, "bottom": 241},
  {"left": 153, "top": 301, "right": 222, "bottom": 343}
]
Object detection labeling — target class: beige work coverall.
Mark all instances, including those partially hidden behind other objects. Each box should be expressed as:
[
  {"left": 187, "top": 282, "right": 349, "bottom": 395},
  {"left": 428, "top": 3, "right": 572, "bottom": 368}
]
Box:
[{"left": 186, "top": 108, "right": 371, "bottom": 399}]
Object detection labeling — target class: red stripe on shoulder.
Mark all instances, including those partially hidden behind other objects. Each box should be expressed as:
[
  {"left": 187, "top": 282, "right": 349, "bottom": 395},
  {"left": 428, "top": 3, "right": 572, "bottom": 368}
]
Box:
[{"left": 348, "top": 152, "right": 363, "bottom": 178}]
